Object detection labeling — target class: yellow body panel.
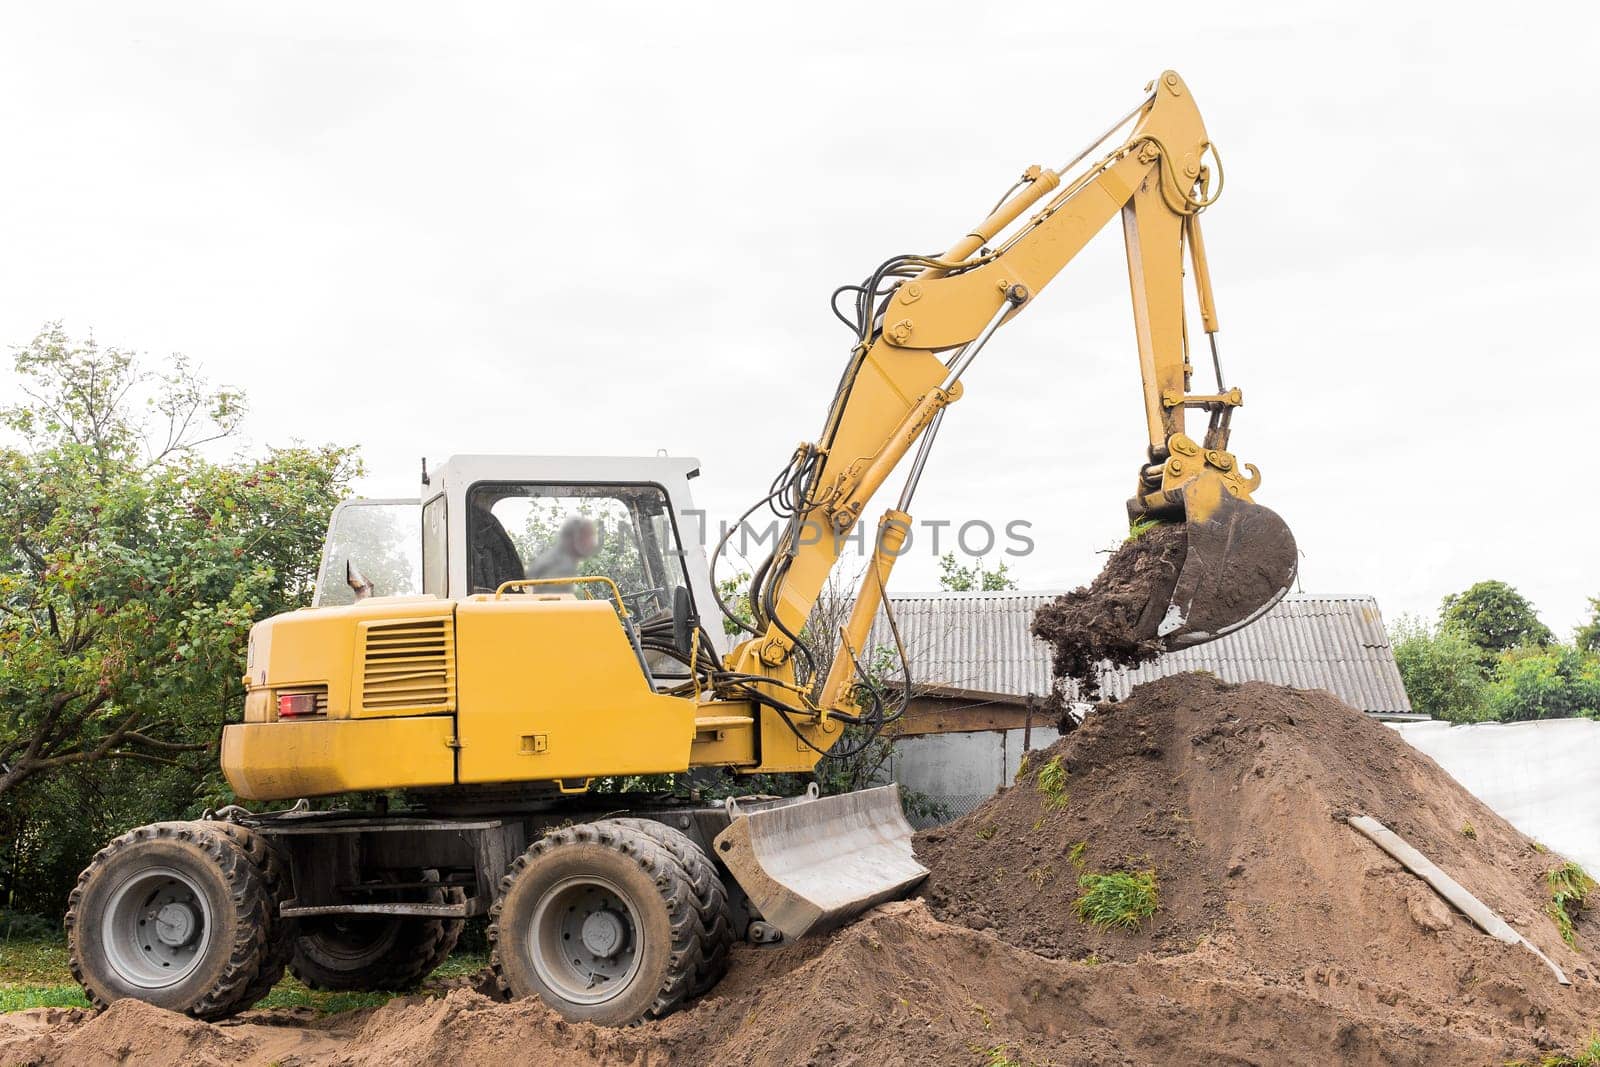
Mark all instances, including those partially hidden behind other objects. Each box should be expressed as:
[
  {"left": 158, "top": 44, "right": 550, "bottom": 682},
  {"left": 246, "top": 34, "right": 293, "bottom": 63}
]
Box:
[
  {"left": 454, "top": 596, "right": 696, "bottom": 784},
  {"left": 243, "top": 596, "right": 454, "bottom": 720},
  {"left": 221, "top": 715, "right": 455, "bottom": 800}
]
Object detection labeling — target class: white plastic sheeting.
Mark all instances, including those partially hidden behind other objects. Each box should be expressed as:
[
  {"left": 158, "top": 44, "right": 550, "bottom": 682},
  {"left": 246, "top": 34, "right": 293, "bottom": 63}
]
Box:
[{"left": 1390, "top": 718, "right": 1600, "bottom": 876}]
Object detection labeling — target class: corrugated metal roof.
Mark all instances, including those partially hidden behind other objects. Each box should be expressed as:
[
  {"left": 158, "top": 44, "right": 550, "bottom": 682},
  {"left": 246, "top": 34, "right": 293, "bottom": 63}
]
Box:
[{"left": 865, "top": 592, "right": 1413, "bottom": 715}]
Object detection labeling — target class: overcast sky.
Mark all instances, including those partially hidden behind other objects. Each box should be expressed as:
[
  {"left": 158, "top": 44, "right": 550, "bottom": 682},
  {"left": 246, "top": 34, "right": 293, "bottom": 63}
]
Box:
[{"left": 3, "top": 3, "right": 1595, "bottom": 636}]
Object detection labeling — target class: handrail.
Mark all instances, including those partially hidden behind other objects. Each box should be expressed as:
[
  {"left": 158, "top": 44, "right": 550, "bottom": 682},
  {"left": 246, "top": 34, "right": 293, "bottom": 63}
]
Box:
[{"left": 491, "top": 576, "right": 630, "bottom": 617}]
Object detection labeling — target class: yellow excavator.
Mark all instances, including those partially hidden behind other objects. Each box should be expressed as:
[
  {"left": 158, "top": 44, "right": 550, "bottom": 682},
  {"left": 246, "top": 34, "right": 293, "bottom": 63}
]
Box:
[{"left": 66, "top": 70, "right": 1295, "bottom": 1026}]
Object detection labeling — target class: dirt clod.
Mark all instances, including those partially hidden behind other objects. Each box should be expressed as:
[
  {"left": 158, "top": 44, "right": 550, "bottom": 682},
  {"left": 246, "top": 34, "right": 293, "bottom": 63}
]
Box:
[{"left": 1031, "top": 524, "right": 1185, "bottom": 698}]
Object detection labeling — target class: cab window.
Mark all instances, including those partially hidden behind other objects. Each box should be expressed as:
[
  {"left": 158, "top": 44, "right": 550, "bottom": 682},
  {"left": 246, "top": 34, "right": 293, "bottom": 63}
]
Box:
[
  {"left": 465, "top": 483, "right": 690, "bottom": 621},
  {"left": 314, "top": 500, "right": 421, "bottom": 606}
]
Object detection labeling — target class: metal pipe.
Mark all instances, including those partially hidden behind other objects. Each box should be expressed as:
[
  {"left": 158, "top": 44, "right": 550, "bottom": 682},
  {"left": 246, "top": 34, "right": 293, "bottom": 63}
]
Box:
[
  {"left": 897, "top": 296, "right": 1017, "bottom": 512},
  {"left": 1053, "top": 95, "right": 1154, "bottom": 178},
  {"left": 897, "top": 409, "right": 945, "bottom": 512},
  {"left": 942, "top": 295, "right": 1018, "bottom": 389},
  {"left": 918, "top": 169, "right": 1060, "bottom": 280}
]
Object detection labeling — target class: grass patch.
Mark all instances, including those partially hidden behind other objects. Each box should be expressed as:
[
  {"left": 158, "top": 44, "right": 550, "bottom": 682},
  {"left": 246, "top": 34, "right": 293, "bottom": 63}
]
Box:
[
  {"left": 1068, "top": 841, "right": 1088, "bottom": 868},
  {"left": 1547, "top": 862, "right": 1595, "bottom": 948},
  {"left": 1125, "top": 517, "right": 1162, "bottom": 542},
  {"left": 430, "top": 952, "right": 488, "bottom": 980},
  {"left": 0, "top": 931, "right": 487, "bottom": 1015},
  {"left": 0, "top": 985, "right": 90, "bottom": 1012},
  {"left": 976, "top": 823, "right": 998, "bottom": 841},
  {"left": 253, "top": 977, "right": 395, "bottom": 1014},
  {"left": 1035, "top": 755, "right": 1069, "bottom": 812},
  {"left": 0, "top": 936, "right": 71, "bottom": 985},
  {"left": 1460, "top": 823, "right": 1477, "bottom": 840},
  {"left": 975, "top": 1044, "right": 1026, "bottom": 1067},
  {"left": 0, "top": 926, "right": 85, "bottom": 1011},
  {"left": 1073, "top": 869, "right": 1159, "bottom": 931},
  {"left": 1507, "top": 1031, "right": 1600, "bottom": 1066}
]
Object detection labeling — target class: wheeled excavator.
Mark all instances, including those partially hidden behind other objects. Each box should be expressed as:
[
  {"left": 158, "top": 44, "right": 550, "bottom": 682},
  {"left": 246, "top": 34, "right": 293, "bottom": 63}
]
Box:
[{"left": 66, "top": 70, "right": 1296, "bottom": 1026}]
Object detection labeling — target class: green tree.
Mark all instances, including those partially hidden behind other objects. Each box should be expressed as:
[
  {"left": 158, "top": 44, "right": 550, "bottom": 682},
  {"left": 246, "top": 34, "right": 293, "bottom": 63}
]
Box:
[
  {"left": 1389, "top": 615, "right": 1492, "bottom": 723},
  {"left": 937, "top": 553, "right": 1018, "bottom": 592},
  {"left": 1576, "top": 596, "right": 1600, "bottom": 654},
  {"left": 0, "top": 326, "right": 356, "bottom": 802},
  {"left": 1485, "top": 646, "right": 1600, "bottom": 722},
  {"left": 1440, "top": 580, "right": 1553, "bottom": 658}
]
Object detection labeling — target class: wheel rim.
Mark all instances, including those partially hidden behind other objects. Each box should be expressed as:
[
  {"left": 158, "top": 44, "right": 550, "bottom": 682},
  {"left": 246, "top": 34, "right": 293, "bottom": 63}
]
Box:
[
  {"left": 305, "top": 918, "right": 402, "bottom": 967},
  {"left": 101, "top": 866, "right": 213, "bottom": 990},
  {"left": 529, "top": 875, "right": 644, "bottom": 1005}
]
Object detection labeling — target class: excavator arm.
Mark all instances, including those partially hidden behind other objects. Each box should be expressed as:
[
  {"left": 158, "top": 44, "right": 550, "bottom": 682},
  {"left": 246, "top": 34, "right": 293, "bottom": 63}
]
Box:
[{"left": 722, "top": 70, "right": 1296, "bottom": 717}]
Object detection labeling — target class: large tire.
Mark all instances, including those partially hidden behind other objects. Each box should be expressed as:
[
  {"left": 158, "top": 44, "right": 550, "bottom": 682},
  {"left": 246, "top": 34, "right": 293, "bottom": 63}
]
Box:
[
  {"left": 66, "top": 821, "right": 282, "bottom": 1020},
  {"left": 489, "top": 820, "right": 702, "bottom": 1026},
  {"left": 289, "top": 876, "right": 462, "bottom": 992},
  {"left": 610, "top": 818, "right": 733, "bottom": 997},
  {"left": 207, "top": 821, "right": 297, "bottom": 1008}
]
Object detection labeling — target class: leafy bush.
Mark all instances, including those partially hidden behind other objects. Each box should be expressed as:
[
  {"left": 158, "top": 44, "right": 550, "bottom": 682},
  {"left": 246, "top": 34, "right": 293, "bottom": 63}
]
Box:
[
  {"left": 0, "top": 328, "right": 355, "bottom": 918},
  {"left": 1487, "top": 647, "right": 1600, "bottom": 722},
  {"left": 1440, "top": 580, "right": 1553, "bottom": 658},
  {"left": 1390, "top": 615, "right": 1491, "bottom": 722}
]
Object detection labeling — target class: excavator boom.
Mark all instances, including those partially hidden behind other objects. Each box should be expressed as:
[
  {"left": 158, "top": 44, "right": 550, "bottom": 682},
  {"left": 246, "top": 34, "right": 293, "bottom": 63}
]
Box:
[
  {"left": 717, "top": 70, "right": 1296, "bottom": 930},
  {"left": 726, "top": 69, "right": 1294, "bottom": 690}
]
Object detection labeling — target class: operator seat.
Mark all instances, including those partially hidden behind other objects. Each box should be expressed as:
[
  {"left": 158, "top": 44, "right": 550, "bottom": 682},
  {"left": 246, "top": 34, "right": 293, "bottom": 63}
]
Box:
[{"left": 468, "top": 503, "right": 524, "bottom": 594}]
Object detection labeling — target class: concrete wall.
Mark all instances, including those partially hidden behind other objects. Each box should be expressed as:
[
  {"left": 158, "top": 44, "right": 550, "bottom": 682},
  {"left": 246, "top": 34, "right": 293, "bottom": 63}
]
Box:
[{"left": 890, "top": 726, "right": 1062, "bottom": 827}]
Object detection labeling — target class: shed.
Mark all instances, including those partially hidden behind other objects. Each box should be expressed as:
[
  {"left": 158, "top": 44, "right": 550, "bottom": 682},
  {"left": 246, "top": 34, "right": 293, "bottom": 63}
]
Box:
[{"left": 862, "top": 591, "right": 1416, "bottom": 823}]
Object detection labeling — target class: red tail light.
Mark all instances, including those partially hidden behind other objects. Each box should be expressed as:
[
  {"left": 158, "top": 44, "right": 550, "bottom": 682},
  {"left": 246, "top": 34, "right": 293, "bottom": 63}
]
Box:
[{"left": 277, "top": 692, "right": 321, "bottom": 718}]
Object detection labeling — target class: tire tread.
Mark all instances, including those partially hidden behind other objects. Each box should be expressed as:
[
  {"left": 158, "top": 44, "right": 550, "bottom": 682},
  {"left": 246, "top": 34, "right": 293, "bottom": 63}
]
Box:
[{"left": 488, "top": 819, "right": 703, "bottom": 1023}]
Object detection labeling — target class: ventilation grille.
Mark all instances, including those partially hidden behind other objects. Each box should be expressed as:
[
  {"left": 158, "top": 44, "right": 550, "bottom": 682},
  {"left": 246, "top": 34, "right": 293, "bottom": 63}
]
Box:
[{"left": 360, "top": 618, "right": 455, "bottom": 711}]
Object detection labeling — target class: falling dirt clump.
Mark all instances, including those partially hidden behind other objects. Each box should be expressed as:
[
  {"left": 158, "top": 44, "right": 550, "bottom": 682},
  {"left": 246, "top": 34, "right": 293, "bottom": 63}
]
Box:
[
  {"left": 1031, "top": 523, "right": 1185, "bottom": 698},
  {"left": 6, "top": 674, "right": 1600, "bottom": 1065}
]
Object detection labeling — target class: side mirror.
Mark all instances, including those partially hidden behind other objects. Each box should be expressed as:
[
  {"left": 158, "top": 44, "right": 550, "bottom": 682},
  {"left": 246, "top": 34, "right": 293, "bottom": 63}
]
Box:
[{"left": 346, "top": 560, "right": 375, "bottom": 602}]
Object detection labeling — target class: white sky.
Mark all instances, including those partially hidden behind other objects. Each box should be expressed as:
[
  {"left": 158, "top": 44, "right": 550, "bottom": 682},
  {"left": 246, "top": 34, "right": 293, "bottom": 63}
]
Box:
[{"left": 2, "top": 3, "right": 1596, "bottom": 637}]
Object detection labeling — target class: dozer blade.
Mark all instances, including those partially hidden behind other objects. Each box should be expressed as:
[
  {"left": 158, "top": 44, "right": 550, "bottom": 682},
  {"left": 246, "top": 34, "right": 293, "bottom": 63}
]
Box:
[
  {"left": 1154, "top": 483, "right": 1298, "bottom": 650},
  {"left": 713, "top": 784, "right": 928, "bottom": 940}
]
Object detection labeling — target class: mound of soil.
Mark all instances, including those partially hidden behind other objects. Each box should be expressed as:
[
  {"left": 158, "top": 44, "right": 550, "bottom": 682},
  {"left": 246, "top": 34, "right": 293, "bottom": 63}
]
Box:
[
  {"left": 1031, "top": 525, "right": 1185, "bottom": 698},
  {"left": 918, "top": 673, "right": 1600, "bottom": 1062},
  {"left": 5, "top": 675, "right": 1596, "bottom": 1065}
]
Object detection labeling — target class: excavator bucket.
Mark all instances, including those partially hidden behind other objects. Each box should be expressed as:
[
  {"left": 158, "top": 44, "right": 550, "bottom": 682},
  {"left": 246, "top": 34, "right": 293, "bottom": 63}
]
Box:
[
  {"left": 713, "top": 784, "right": 928, "bottom": 940},
  {"left": 1152, "top": 482, "right": 1298, "bottom": 650}
]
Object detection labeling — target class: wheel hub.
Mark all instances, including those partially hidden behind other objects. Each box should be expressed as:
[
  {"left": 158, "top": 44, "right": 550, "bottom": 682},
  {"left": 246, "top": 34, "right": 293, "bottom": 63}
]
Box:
[
  {"left": 102, "top": 866, "right": 213, "bottom": 990},
  {"left": 529, "top": 875, "right": 643, "bottom": 1005},
  {"left": 580, "top": 910, "right": 626, "bottom": 958},
  {"left": 153, "top": 902, "right": 199, "bottom": 947}
]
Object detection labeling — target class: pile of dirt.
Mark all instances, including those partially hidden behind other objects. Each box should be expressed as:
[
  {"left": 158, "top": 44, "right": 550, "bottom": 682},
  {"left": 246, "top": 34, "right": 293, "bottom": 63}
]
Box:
[
  {"left": 1030, "top": 525, "right": 1185, "bottom": 698},
  {"left": 0, "top": 997, "right": 359, "bottom": 1066},
  {"left": 918, "top": 673, "right": 1600, "bottom": 1062},
  {"left": 4, "top": 674, "right": 1597, "bottom": 1065}
]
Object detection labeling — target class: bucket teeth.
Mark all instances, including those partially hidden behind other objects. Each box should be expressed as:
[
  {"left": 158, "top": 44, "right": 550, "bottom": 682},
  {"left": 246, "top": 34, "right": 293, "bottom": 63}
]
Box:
[{"left": 713, "top": 785, "right": 928, "bottom": 940}]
